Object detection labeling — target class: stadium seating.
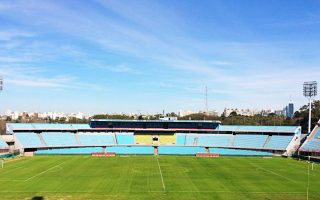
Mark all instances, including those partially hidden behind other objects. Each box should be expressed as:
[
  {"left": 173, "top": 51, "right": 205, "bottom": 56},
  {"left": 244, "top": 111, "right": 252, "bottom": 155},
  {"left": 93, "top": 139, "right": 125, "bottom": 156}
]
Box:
[
  {"left": 185, "top": 134, "right": 198, "bottom": 146},
  {"left": 300, "top": 123, "right": 320, "bottom": 152},
  {"left": 209, "top": 148, "right": 273, "bottom": 156},
  {"left": 301, "top": 140, "right": 320, "bottom": 151},
  {"left": 159, "top": 134, "right": 176, "bottom": 145},
  {"left": 7, "top": 123, "right": 35, "bottom": 130},
  {"left": 106, "top": 146, "right": 154, "bottom": 154},
  {"left": 36, "top": 147, "right": 104, "bottom": 154},
  {"left": 264, "top": 135, "right": 293, "bottom": 149},
  {"left": 0, "top": 137, "right": 8, "bottom": 148},
  {"left": 158, "top": 146, "right": 206, "bottom": 155},
  {"left": 33, "top": 123, "right": 90, "bottom": 130},
  {"left": 135, "top": 134, "right": 153, "bottom": 145},
  {"left": 15, "top": 133, "right": 44, "bottom": 148},
  {"left": 314, "top": 129, "right": 320, "bottom": 139},
  {"left": 41, "top": 132, "right": 78, "bottom": 147},
  {"left": 116, "top": 132, "right": 135, "bottom": 144},
  {"left": 78, "top": 133, "right": 115, "bottom": 145},
  {"left": 197, "top": 134, "right": 232, "bottom": 147},
  {"left": 176, "top": 133, "right": 186, "bottom": 145},
  {"left": 6, "top": 122, "right": 300, "bottom": 156},
  {"left": 135, "top": 134, "right": 176, "bottom": 145},
  {"left": 233, "top": 135, "right": 268, "bottom": 148},
  {"left": 218, "top": 125, "right": 299, "bottom": 133},
  {"left": 7, "top": 123, "right": 90, "bottom": 132}
]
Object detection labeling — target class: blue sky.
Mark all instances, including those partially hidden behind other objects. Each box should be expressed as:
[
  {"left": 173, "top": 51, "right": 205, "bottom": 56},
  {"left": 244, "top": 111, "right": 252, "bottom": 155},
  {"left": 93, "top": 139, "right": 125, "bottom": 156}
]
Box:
[{"left": 0, "top": 0, "right": 320, "bottom": 114}]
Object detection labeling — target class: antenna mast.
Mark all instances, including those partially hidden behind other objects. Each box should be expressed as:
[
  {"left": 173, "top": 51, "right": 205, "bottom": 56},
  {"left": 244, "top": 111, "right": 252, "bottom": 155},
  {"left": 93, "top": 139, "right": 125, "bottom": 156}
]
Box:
[
  {"left": 205, "top": 86, "right": 208, "bottom": 115},
  {"left": 0, "top": 76, "right": 3, "bottom": 91}
]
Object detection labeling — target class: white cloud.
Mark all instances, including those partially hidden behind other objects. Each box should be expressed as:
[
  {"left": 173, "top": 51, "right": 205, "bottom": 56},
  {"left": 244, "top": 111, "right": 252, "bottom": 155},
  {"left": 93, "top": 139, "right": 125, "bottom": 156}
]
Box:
[
  {"left": 0, "top": 30, "right": 35, "bottom": 41},
  {"left": 0, "top": 66, "right": 104, "bottom": 91},
  {"left": 0, "top": 0, "right": 319, "bottom": 112}
]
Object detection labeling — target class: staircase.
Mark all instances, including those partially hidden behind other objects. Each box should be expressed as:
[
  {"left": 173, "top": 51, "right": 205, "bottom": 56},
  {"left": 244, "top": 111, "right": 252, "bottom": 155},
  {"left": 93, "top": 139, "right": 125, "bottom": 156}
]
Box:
[
  {"left": 113, "top": 133, "right": 118, "bottom": 145},
  {"left": 230, "top": 135, "right": 235, "bottom": 147},
  {"left": 263, "top": 135, "right": 271, "bottom": 148},
  {"left": 37, "top": 133, "right": 47, "bottom": 146},
  {"left": 74, "top": 133, "right": 81, "bottom": 145}
]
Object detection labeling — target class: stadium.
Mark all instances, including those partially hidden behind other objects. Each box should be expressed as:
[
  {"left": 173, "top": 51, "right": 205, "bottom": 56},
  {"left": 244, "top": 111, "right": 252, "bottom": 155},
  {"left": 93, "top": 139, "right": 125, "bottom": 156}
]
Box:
[
  {"left": 1, "top": 1, "right": 320, "bottom": 199},
  {"left": 1, "top": 118, "right": 320, "bottom": 199}
]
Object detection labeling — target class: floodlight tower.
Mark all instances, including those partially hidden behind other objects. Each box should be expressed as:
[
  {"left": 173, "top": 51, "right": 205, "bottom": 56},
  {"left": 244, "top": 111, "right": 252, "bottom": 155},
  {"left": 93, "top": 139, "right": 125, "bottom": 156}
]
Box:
[{"left": 303, "top": 81, "right": 317, "bottom": 134}]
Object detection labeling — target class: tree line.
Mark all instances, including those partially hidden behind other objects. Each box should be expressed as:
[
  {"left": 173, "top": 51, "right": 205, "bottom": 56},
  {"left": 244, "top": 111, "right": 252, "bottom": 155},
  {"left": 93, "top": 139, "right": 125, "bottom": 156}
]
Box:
[{"left": 2, "top": 100, "right": 319, "bottom": 134}]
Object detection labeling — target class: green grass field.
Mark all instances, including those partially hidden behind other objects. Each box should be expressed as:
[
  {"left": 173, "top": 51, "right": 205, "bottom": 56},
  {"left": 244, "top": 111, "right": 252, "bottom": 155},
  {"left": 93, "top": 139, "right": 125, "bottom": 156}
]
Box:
[{"left": 0, "top": 155, "right": 319, "bottom": 200}]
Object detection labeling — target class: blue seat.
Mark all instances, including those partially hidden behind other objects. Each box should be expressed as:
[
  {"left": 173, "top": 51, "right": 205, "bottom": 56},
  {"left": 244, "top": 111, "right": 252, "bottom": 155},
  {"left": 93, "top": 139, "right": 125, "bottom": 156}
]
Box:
[
  {"left": 78, "top": 133, "right": 114, "bottom": 145},
  {"left": 176, "top": 133, "right": 187, "bottom": 145},
  {"left": 209, "top": 148, "right": 272, "bottom": 156},
  {"left": 185, "top": 134, "right": 197, "bottom": 145},
  {"left": 158, "top": 146, "right": 206, "bottom": 155},
  {"left": 218, "top": 125, "right": 299, "bottom": 133},
  {"left": 233, "top": 135, "right": 268, "bottom": 148},
  {"left": 0, "top": 137, "right": 8, "bottom": 148},
  {"left": 197, "top": 135, "right": 231, "bottom": 147},
  {"left": 106, "top": 146, "right": 154, "bottom": 154},
  {"left": 264, "top": 136, "right": 293, "bottom": 149},
  {"left": 314, "top": 129, "right": 320, "bottom": 139},
  {"left": 116, "top": 132, "right": 134, "bottom": 144},
  {"left": 301, "top": 140, "right": 320, "bottom": 151},
  {"left": 42, "top": 132, "right": 77, "bottom": 147},
  {"left": 15, "top": 132, "right": 43, "bottom": 148},
  {"left": 36, "top": 147, "right": 104, "bottom": 154}
]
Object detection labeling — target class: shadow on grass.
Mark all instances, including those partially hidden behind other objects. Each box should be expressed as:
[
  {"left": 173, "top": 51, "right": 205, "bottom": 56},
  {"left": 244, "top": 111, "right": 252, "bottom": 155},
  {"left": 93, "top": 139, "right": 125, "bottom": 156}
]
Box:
[{"left": 31, "top": 197, "right": 44, "bottom": 200}]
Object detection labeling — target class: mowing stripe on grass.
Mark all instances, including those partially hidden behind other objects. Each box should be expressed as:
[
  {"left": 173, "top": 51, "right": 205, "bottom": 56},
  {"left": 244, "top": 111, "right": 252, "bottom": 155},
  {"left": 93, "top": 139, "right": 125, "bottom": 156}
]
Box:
[
  {"left": 156, "top": 157, "right": 166, "bottom": 191},
  {"left": 24, "top": 161, "right": 66, "bottom": 182},
  {"left": 149, "top": 191, "right": 307, "bottom": 194},
  {"left": 256, "top": 167, "right": 297, "bottom": 183},
  {"left": 0, "top": 190, "right": 309, "bottom": 194}
]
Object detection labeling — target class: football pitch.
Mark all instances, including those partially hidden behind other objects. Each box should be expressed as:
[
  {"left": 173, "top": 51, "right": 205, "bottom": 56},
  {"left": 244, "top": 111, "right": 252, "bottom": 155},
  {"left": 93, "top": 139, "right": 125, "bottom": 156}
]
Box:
[{"left": 0, "top": 155, "right": 319, "bottom": 200}]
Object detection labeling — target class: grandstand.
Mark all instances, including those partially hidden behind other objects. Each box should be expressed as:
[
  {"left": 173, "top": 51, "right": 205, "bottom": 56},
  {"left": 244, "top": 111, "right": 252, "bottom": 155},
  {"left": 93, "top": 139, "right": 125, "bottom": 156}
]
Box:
[
  {"left": 77, "top": 133, "right": 115, "bottom": 145},
  {"left": 5, "top": 119, "right": 301, "bottom": 156},
  {"left": 0, "top": 136, "right": 9, "bottom": 153},
  {"left": 299, "top": 119, "right": 320, "bottom": 156},
  {"left": 2, "top": 120, "right": 316, "bottom": 200}
]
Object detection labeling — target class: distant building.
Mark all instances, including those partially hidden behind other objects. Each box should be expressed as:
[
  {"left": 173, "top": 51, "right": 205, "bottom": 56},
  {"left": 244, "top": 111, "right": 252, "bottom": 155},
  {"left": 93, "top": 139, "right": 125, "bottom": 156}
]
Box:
[
  {"left": 260, "top": 109, "right": 273, "bottom": 116},
  {"left": 274, "top": 109, "right": 285, "bottom": 116},
  {"left": 207, "top": 110, "right": 219, "bottom": 117},
  {"left": 159, "top": 117, "right": 178, "bottom": 121},
  {"left": 223, "top": 108, "right": 259, "bottom": 117},
  {"left": 286, "top": 101, "right": 294, "bottom": 118},
  {"left": 179, "top": 110, "right": 196, "bottom": 117},
  {"left": 179, "top": 109, "right": 219, "bottom": 117}
]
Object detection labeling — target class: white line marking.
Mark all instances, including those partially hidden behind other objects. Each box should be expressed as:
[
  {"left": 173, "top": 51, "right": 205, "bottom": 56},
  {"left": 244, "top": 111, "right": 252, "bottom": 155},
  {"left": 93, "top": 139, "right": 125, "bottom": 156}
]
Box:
[
  {"left": 24, "top": 161, "right": 66, "bottom": 182},
  {"left": 156, "top": 157, "right": 166, "bottom": 191},
  {"left": 256, "top": 167, "right": 296, "bottom": 183},
  {"left": 0, "top": 190, "right": 308, "bottom": 194},
  {"left": 149, "top": 191, "right": 306, "bottom": 194}
]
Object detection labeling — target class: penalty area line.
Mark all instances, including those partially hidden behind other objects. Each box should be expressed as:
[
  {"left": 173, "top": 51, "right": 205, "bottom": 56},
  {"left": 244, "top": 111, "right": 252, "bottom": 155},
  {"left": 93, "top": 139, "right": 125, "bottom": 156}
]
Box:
[{"left": 156, "top": 157, "right": 166, "bottom": 192}]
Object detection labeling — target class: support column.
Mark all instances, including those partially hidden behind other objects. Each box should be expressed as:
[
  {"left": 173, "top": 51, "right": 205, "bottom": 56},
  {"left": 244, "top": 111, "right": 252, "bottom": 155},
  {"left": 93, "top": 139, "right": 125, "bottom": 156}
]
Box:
[{"left": 308, "top": 98, "right": 312, "bottom": 134}]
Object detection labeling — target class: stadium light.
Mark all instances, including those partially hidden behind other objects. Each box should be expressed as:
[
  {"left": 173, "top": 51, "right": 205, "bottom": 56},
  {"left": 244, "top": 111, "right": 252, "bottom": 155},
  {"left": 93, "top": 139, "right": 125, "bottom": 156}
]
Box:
[{"left": 303, "top": 81, "right": 317, "bottom": 134}]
